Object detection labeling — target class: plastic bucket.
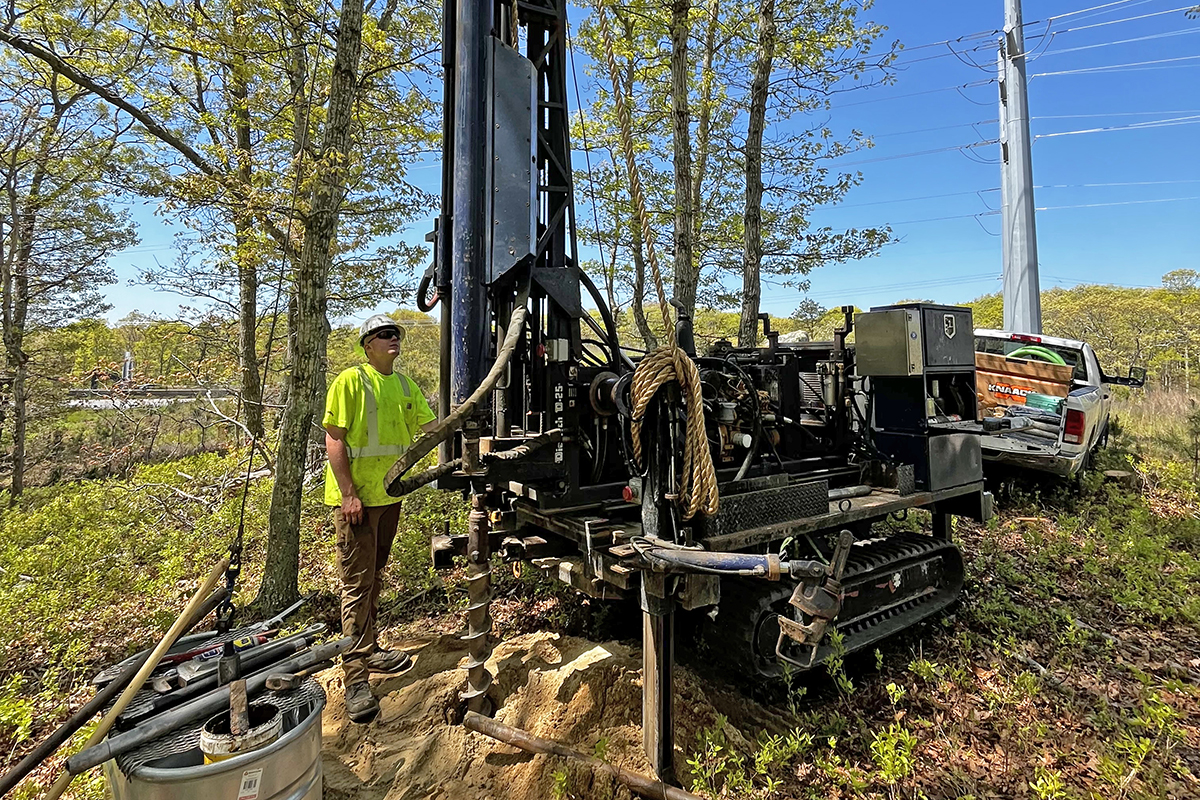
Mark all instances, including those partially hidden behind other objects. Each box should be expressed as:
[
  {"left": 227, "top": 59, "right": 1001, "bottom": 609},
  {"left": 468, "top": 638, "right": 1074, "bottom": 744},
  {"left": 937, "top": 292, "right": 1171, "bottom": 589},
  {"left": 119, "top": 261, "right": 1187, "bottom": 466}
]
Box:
[{"left": 199, "top": 702, "right": 282, "bottom": 764}]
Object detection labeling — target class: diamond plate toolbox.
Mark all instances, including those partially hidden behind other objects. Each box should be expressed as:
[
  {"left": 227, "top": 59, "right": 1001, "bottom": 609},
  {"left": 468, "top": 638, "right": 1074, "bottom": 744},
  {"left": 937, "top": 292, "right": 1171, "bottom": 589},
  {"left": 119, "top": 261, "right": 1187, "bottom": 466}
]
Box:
[{"left": 701, "top": 479, "right": 829, "bottom": 539}]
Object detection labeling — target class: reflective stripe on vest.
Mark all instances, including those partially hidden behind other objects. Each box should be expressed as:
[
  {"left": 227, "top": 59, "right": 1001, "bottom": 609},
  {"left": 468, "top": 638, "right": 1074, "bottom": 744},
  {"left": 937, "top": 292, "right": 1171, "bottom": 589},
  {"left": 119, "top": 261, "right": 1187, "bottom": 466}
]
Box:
[{"left": 346, "top": 366, "right": 411, "bottom": 459}]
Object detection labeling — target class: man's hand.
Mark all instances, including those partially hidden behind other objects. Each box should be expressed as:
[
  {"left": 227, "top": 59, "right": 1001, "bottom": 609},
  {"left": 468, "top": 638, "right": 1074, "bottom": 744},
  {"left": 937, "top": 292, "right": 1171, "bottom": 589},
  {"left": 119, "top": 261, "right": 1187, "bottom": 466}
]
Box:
[{"left": 340, "top": 493, "right": 365, "bottom": 525}]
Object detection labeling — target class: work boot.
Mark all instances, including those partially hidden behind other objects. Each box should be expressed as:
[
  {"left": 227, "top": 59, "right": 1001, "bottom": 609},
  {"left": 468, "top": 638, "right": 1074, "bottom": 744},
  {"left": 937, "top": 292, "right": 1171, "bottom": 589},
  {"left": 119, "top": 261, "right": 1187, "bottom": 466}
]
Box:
[
  {"left": 365, "top": 648, "right": 412, "bottom": 674},
  {"left": 344, "top": 682, "right": 379, "bottom": 724}
]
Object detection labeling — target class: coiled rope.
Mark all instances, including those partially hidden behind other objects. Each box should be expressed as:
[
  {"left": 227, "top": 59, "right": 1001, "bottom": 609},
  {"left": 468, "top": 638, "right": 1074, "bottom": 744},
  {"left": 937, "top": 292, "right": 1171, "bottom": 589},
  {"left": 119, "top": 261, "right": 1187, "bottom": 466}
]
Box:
[{"left": 594, "top": 2, "right": 718, "bottom": 520}]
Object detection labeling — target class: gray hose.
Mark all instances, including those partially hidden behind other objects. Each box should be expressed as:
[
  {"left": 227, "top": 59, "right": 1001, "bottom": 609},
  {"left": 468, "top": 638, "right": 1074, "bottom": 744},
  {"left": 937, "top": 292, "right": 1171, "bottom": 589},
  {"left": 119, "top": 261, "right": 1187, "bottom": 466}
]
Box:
[{"left": 385, "top": 282, "right": 531, "bottom": 493}]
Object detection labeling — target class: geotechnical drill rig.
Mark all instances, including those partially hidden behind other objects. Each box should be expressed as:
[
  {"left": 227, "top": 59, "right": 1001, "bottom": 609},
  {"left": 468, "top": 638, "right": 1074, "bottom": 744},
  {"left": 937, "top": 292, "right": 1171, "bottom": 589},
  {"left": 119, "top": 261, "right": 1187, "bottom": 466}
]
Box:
[{"left": 386, "top": 0, "right": 993, "bottom": 782}]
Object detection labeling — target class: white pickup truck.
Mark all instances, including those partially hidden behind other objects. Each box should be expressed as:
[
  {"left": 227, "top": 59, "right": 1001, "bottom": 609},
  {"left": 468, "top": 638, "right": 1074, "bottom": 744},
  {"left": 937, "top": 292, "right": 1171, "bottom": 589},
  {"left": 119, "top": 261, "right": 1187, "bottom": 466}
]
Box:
[{"left": 974, "top": 330, "right": 1145, "bottom": 477}]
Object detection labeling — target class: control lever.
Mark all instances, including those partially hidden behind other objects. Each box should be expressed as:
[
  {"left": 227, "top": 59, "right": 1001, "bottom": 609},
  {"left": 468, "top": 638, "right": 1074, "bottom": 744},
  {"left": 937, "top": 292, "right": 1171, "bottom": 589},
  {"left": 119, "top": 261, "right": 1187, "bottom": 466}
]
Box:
[{"left": 774, "top": 529, "right": 854, "bottom": 669}]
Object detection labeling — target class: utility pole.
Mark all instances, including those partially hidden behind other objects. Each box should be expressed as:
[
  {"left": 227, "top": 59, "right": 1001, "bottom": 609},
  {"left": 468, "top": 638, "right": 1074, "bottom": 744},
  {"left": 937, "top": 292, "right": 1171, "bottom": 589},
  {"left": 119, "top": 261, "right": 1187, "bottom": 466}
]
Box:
[{"left": 998, "top": 0, "right": 1042, "bottom": 333}]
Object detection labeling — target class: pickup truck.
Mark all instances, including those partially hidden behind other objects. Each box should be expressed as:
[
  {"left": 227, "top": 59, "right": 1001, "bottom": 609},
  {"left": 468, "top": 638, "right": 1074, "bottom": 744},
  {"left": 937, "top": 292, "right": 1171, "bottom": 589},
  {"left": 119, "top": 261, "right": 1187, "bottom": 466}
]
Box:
[{"left": 973, "top": 329, "right": 1145, "bottom": 477}]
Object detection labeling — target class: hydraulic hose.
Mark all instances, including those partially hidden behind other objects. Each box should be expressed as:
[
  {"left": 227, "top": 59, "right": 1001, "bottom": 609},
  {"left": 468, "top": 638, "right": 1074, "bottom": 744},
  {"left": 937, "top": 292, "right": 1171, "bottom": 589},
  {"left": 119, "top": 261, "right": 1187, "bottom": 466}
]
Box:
[
  {"left": 637, "top": 547, "right": 828, "bottom": 580},
  {"left": 1007, "top": 345, "right": 1066, "bottom": 366},
  {"left": 578, "top": 268, "right": 633, "bottom": 371},
  {"left": 385, "top": 281, "right": 531, "bottom": 494}
]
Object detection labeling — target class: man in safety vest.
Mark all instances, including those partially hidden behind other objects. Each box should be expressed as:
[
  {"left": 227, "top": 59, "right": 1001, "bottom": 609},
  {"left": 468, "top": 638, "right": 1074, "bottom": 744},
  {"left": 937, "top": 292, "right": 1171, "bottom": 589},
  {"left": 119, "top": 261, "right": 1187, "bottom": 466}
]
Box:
[{"left": 323, "top": 314, "right": 437, "bottom": 723}]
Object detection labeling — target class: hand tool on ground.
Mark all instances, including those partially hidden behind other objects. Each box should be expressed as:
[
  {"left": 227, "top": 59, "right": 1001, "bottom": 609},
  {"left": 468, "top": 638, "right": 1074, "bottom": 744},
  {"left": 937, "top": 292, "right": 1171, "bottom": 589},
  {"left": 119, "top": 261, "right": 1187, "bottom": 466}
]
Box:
[
  {"left": 117, "top": 626, "right": 327, "bottom": 729},
  {"left": 152, "top": 630, "right": 281, "bottom": 693},
  {"left": 263, "top": 661, "right": 335, "bottom": 692},
  {"left": 243, "top": 593, "right": 315, "bottom": 636},
  {"left": 68, "top": 637, "right": 354, "bottom": 774},
  {"left": 164, "top": 629, "right": 278, "bottom": 667},
  {"left": 0, "top": 586, "right": 228, "bottom": 798},
  {"left": 43, "top": 558, "right": 230, "bottom": 800},
  {"left": 216, "top": 640, "right": 241, "bottom": 686},
  {"left": 94, "top": 593, "right": 308, "bottom": 687},
  {"left": 178, "top": 624, "right": 325, "bottom": 684}
]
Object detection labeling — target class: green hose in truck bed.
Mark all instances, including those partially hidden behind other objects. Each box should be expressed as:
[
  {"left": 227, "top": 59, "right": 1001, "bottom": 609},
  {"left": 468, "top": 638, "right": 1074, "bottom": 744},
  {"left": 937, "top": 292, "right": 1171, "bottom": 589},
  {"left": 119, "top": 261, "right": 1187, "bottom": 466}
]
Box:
[{"left": 1006, "top": 345, "right": 1067, "bottom": 366}]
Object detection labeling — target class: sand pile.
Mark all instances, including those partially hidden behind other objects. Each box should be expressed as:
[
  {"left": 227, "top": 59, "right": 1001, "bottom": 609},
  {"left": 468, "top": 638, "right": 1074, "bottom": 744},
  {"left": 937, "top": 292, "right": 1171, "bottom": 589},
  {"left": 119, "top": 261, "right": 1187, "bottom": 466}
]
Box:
[{"left": 320, "top": 630, "right": 789, "bottom": 799}]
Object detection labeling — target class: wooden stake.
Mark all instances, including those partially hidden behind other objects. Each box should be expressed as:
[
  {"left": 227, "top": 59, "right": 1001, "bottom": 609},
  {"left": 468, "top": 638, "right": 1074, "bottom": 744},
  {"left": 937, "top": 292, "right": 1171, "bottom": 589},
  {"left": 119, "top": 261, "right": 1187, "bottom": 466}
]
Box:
[{"left": 229, "top": 680, "right": 250, "bottom": 736}]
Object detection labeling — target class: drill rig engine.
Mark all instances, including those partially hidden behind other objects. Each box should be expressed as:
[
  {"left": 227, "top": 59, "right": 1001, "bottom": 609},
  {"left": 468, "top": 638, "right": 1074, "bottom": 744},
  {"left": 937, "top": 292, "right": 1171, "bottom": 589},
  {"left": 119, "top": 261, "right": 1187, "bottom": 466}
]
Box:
[{"left": 389, "top": 0, "right": 992, "bottom": 781}]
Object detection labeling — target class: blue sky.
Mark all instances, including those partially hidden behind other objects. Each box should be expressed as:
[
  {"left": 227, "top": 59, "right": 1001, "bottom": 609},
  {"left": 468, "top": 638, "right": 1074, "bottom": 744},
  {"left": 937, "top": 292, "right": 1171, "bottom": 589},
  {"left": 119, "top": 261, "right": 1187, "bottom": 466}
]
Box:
[
  {"left": 766, "top": 0, "right": 1200, "bottom": 316},
  {"left": 103, "top": 0, "right": 1200, "bottom": 323}
]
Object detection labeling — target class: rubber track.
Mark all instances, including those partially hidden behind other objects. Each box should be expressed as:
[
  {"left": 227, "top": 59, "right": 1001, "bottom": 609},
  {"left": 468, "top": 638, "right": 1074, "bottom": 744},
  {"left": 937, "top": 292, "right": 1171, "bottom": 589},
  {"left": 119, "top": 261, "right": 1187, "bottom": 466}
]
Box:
[{"left": 698, "top": 532, "right": 963, "bottom": 679}]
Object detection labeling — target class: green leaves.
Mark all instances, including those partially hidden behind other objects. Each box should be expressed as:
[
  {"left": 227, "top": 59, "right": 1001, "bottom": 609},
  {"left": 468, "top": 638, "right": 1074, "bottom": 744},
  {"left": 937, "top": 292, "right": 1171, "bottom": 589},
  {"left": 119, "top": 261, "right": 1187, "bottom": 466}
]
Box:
[{"left": 572, "top": 0, "right": 896, "bottom": 333}]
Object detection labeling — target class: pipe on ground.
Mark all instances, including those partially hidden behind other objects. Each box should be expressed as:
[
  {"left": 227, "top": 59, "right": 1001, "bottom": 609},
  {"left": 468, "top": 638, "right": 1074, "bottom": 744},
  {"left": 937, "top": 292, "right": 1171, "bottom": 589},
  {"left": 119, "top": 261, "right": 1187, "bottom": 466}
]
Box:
[{"left": 464, "top": 711, "right": 703, "bottom": 800}]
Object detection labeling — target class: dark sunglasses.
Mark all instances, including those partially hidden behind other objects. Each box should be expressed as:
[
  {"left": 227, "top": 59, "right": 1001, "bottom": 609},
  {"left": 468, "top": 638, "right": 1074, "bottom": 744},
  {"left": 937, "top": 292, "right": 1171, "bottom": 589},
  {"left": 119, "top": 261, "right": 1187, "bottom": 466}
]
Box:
[{"left": 370, "top": 329, "right": 401, "bottom": 342}]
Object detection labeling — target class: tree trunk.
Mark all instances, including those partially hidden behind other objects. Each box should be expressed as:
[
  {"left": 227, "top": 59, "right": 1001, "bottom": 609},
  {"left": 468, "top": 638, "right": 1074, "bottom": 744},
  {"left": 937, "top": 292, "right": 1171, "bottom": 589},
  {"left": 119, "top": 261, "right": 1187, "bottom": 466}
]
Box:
[
  {"left": 235, "top": 219, "right": 264, "bottom": 439},
  {"left": 690, "top": 0, "right": 719, "bottom": 253},
  {"left": 274, "top": 291, "right": 298, "bottom": 430},
  {"left": 7, "top": 355, "right": 25, "bottom": 500},
  {"left": 617, "top": 32, "right": 658, "bottom": 352},
  {"left": 256, "top": 0, "right": 366, "bottom": 611},
  {"left": 669, "top": 0, "right": 695, "bottom": 316},
  {"left": 2, "top": 107, "right": 58, "bottom": 500},
  {"left": 738, "top": 0, "right": 775, "bottom": 347},
  {"left": 230, "top": 28, "right": 265, "bottom": 441}
]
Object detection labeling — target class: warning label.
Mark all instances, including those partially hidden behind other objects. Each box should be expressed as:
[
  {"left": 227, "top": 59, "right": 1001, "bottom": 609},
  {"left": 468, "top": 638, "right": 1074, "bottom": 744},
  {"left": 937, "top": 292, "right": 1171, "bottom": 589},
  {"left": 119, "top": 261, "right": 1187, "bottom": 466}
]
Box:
[{"left": 238, "top": 768, "right": 264, "bottom": 800}]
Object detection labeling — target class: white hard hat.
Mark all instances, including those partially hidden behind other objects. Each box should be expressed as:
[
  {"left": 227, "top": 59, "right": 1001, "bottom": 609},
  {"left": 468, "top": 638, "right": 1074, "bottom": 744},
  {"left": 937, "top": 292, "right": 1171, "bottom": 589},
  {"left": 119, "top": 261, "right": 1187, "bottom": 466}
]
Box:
[{"left": 358, "top": 314, "right": 406, "bottom": 344}]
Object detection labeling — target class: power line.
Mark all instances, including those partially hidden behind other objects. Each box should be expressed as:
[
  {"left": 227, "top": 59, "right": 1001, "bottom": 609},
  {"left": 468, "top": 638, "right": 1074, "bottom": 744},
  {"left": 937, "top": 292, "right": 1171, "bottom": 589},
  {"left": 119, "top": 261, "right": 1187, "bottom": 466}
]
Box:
[
  {"left": 821, "top": 181, "right": 1200, "bottom": 212},
  {"left": 1035, "top": 110, "right": 1200, "bottom": 119},
  {"left": 872, "top": 120, "right": 998, "bottom": 138},
  {"left": 887, "top": 211, "right": 998, "bottom": 225},
  {"left": 1034, "top": 114, "right": 1200, "bottom": 139},
  {"left": 890, "top": 41, "right": 999, "bottom": 68},
  {"left": 1036, "top": 179, "right": 1200, "bottom": 188},
  {"left": 890, "top": 0, "right": 1156, "bottom": 61},
  {"left": 888, "top": 0, "right": 1140, "bottom": 56},
  {"left": 1038, "top": 27, "right": 1200, "bottom": 58},
  {"left": 835, "top": 140, "right": 998, "bottom": 167},
  {"left": 823, "top": 189, "right": 1000, "bottom": 209},
  {"left": 893, "top": 31, "right": 1004, "bottom": 55},
  {"left": 1033, "top": 54, "right": 1200, "bottom": 77},
  {"left": 1056, "top": 5, "right": 1199, "bottom": 34},
  {"left": 1043, "top": 273, "right": 1160, "bottom": 288},
  {"left": 1046, "top": 0, "right": 1147, "bottom": 21},
  {"left": 836, "top": 79, "right": 996, "bottom": 108},
  {"left": 759, "top": 273, "right": 1000, "bottom": 307},
  {"left": 1036, "top": 196, "right": 1200, "bottom": 211}
]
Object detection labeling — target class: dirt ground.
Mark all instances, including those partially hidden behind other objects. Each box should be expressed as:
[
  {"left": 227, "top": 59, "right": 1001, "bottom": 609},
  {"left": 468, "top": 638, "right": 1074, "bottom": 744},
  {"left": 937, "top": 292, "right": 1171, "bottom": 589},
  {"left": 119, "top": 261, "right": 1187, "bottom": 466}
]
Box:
[{"left": 319, "top": 628, "right": 786, "bottom": 800}]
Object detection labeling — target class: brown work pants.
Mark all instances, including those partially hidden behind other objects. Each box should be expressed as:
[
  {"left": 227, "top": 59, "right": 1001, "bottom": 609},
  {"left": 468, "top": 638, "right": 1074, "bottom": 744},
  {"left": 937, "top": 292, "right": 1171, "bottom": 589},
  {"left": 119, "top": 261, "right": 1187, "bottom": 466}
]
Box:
[{"left": 332, "top": 502, "right": 401, "bottom": 686}]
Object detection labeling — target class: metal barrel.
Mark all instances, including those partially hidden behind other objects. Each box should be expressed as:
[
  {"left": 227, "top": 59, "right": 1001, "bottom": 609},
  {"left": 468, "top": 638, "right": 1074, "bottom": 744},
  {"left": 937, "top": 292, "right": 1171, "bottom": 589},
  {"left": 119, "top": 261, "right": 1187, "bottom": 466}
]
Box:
[
  {"left": 104, "top": 689, "right": 324, "bottom": 800},
  {"left": 69, "top": 638, "right": 352, "bottom": 773}
]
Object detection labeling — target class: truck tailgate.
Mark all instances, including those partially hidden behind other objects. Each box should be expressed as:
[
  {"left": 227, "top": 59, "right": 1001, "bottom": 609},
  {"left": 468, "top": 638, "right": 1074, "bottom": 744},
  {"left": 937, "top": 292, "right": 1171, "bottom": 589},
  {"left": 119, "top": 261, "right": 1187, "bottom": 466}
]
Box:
[{"left": 981, "top": 434, "right": 1059, "bottom": 458}]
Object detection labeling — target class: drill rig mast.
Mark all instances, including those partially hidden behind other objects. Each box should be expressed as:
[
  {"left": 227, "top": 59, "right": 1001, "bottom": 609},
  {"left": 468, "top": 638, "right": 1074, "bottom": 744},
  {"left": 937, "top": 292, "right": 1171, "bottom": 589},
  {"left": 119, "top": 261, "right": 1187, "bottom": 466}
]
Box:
[{"left": 393, "top": 0, "right": 992, "bottom": 783}]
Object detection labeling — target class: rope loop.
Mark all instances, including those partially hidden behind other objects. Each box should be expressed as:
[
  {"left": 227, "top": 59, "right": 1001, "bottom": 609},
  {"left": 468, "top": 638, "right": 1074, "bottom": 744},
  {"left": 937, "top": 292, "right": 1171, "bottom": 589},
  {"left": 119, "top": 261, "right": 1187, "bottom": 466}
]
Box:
[{"left": 595, "top": 0, "right": 718, "bottom": 520}]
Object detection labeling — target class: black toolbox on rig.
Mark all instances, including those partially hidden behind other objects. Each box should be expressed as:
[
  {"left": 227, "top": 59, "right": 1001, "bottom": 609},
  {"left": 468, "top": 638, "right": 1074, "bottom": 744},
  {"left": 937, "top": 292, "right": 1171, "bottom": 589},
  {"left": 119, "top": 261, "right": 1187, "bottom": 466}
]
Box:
[{"left": 855, "top": 303, "right": 982, "bottom": 491}]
